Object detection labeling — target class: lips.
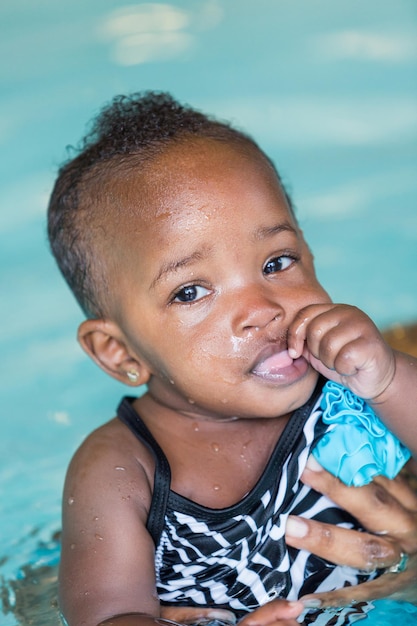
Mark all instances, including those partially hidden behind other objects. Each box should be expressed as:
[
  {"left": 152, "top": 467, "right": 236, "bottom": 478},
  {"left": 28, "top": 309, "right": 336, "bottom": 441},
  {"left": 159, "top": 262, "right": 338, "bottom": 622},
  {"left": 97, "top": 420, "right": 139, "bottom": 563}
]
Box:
[{"left": 251, "top": 347, "right": 294, "bottom": 379}]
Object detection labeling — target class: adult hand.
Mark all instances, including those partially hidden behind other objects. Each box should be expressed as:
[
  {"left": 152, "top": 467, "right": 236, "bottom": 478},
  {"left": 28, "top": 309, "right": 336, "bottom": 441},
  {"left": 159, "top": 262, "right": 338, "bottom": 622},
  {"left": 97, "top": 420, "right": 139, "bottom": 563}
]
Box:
[
  {"left": 162, "top": 461, "right": 417, "bottom": 626},
  {"left": 286, "top": 457, "right": 417, "bottom": 608},
  {"left": 161, "top": 601, "right": 304, "bottom": 626}
]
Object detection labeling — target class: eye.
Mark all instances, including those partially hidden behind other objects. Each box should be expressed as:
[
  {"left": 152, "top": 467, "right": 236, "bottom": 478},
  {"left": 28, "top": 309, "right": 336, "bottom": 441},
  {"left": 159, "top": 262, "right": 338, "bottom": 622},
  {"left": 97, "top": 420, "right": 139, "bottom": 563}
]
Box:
[
  {"left": 263, "top": 255, "right": 296, "bottom": 275},
  {"left": 172, "top": 284, "right": 210, "bottom": 303}
]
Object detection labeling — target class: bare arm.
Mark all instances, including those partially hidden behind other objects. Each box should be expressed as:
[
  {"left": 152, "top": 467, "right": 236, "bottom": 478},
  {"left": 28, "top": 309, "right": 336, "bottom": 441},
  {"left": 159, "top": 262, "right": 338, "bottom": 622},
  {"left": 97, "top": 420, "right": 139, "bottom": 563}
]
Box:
[
  {"left": 59, "top": 420, "right": 159, "bottom": 626},
  {"left": 367, "top": 350, "right": 417, "bottom": 458},
  {"left": 98, "top": 616, "right": 170, "bottom": 626}
]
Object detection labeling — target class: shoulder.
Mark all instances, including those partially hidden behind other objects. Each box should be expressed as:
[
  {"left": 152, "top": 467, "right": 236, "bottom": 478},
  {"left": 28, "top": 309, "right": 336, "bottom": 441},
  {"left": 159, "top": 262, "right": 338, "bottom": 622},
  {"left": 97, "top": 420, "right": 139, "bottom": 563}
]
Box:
[
  {"left": 59, "top": 414, "right": 160, "bottom": 624},
  {"left": 63, "top": 414, "right": 155, "bottom": 522}
]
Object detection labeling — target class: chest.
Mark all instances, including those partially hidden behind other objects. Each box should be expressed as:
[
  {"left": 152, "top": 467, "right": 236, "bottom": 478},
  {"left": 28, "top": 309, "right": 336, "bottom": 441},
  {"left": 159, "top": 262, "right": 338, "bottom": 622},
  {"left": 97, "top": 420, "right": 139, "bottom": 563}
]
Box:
[{"left": 155, "top": 417, "right": 289, "bottom": 508}]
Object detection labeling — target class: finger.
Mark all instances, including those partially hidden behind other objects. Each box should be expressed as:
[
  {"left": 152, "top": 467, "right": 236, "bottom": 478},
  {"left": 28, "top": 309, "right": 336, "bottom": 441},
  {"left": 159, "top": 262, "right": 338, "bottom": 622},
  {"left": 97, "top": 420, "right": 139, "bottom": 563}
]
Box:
[
  {"left": 285, "top": 515, "right": 400, "bottom": 571},
  {"left": 288, "top": 304, "right": 363, "bottom": 362},
  {"left": 288, "top": 304, "right": 334, "bottom": 359},
  {"left": 373, "top": 473, "right": 417, "bottom": 512},
  {"left": 302, "top": 457, "right": 417, "bottom": 552},
  {"left": 305, "top": 327, "right": 381, "bottom": 382},
  {"left": 161, "top": 607, "right": 236, "bottom": 624},
  {"left": 301, "top": 554, "right": 417, "bottom": 607},
  {"left": 238, "top": 600, "right": 303, "bottom": 626}
]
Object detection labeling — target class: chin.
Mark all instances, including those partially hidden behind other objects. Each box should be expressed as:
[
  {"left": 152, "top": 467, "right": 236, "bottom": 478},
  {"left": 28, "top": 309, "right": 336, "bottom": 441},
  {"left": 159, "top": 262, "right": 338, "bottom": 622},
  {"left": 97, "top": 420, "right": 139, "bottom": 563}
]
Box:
[{"left": 253, "top": 368, "right": 319, "bottom": 417}]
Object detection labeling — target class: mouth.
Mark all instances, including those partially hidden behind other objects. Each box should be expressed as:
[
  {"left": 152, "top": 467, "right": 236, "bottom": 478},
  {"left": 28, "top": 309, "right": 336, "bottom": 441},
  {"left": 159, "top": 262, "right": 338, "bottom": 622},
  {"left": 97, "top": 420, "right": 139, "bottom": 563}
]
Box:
[{"left": 250, "top": 344, "right": 308, "bottom": 382}]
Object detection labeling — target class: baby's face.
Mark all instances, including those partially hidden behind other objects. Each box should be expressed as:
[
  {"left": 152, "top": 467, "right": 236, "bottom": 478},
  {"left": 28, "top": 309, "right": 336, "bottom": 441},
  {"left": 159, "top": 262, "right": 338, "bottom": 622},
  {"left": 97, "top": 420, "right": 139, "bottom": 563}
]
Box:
[{"left": 107, "top": 138, "right": 330, "bottom": 419}]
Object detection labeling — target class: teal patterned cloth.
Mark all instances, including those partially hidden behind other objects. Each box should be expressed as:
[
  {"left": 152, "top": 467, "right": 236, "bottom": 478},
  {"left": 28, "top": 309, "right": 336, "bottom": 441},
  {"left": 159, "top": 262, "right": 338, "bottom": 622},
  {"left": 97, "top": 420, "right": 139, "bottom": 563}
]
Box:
[{"left": 313, "top": 381, "right": 411, "bottom": 486}]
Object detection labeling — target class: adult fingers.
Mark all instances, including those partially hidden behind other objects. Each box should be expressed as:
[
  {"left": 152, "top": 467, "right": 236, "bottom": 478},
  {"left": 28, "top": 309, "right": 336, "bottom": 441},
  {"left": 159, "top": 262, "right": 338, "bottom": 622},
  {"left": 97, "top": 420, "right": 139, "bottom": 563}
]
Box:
[
  {"left": 373, "top": 473, "right": 417, "bottom": 512},
  {"left": 301, "top": 553, "right": 417, "bottom": 608},
  {"left": 285, "top": 516, "right": 400, "bottom": 571},
  {"left": 301, "top": 457, "right": 417, "bottom": 553}
]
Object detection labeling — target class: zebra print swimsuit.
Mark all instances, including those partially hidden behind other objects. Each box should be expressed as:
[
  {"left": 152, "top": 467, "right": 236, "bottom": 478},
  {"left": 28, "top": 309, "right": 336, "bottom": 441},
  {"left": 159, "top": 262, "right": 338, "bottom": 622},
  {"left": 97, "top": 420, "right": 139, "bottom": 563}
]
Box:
[{"left": 117, "top": 380, "right": 376, "bottom": 624}]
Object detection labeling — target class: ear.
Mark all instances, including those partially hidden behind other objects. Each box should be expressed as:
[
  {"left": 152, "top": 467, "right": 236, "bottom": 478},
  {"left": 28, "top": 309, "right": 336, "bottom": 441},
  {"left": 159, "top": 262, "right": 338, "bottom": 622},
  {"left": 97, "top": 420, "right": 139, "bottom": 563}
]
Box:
[{"left": 77, "top": 319, "right": 151, "bottom": 387}]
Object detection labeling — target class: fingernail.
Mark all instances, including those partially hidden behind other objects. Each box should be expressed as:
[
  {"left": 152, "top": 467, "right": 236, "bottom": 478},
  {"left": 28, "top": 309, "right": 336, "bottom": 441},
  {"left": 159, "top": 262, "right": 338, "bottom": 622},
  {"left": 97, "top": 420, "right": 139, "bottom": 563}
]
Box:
[
  {"left": 286, "top": 516, "right": 308, "bottom": 538},
  {"left": 301, "top": 599, "right": 322, "bottom": 608},
  {"left": 305, "top": 454, "right": 323, "bottom": 472},
  {"left": 288, "top": 347, "right": 297, "bottom": 359}
]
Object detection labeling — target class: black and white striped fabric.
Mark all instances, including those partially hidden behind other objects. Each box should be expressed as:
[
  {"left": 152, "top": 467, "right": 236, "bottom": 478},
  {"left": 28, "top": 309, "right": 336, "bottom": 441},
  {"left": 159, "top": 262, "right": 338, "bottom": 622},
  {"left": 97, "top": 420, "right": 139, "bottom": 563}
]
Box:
[{"left": 118, "top": 380, "right": 377, "bottom": 624}]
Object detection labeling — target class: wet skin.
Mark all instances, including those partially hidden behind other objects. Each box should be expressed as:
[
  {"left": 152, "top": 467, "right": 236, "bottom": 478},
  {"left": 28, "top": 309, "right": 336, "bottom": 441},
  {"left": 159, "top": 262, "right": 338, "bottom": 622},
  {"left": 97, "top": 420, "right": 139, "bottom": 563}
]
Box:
[
  {"left": 66, "top": 137, "right": 417, "bottom": 626},
  {"left": 101, "top": 138, "right": 331, "bottom": 424}
]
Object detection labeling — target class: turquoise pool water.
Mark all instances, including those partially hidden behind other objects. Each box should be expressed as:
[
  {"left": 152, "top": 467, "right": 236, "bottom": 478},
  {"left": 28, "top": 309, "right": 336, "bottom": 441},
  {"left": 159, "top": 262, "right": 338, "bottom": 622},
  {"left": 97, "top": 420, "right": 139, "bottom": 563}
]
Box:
[{"left": 1, "top": 1, "right": 417, "bottom": 624}]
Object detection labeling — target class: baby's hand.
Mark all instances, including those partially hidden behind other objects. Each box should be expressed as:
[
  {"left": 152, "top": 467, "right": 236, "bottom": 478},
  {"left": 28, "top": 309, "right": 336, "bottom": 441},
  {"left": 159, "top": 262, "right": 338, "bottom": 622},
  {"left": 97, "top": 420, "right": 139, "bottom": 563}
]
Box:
[{"left": 288, "top": 303, "right": 395, "bottom": 401}]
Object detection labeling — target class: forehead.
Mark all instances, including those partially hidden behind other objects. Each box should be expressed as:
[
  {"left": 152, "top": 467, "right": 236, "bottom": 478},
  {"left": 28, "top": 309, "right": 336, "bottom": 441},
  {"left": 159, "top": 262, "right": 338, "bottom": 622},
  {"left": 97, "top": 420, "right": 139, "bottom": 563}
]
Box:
[
  {"left": 96, "top": 138, "right": 298, "bottom": 285},
  {"left": 98, "top": 138, "right": 298, "bottom": 310},
  {"left": 113, "top": 137, "right": 292, "bottom": 227}
]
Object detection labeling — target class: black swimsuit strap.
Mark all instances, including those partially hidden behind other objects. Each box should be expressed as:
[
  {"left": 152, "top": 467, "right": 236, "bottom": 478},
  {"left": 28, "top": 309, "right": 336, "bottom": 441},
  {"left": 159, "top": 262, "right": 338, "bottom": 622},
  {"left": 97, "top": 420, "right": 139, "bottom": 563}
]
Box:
[
  {"left": 117, "top": 378, "right": 325, "bottom": 546},
  {"left": 117, "top": 397, "right": 171, "bottom": 545}
]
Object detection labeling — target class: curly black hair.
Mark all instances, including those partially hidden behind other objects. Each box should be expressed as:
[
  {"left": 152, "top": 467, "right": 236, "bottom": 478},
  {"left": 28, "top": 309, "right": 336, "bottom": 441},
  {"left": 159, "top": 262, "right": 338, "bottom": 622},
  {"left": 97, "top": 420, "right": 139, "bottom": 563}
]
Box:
[{"left": 47, "top": 91, "right": 293, "bottom": 318}]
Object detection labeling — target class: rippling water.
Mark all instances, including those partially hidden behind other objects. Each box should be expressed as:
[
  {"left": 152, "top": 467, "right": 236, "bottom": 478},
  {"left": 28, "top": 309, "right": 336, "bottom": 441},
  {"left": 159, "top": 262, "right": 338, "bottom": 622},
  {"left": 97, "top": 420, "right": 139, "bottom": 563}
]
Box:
[{"left": 1, "top": 0, "right": 416, "bottom": 624}]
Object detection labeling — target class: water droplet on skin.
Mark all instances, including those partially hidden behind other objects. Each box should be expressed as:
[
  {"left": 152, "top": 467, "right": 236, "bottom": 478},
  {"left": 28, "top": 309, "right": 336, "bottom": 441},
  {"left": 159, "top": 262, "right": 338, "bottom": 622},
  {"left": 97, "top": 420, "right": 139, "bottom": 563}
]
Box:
[
  {"left": 221, "top": 398, "right": 228, "bottom": 404},
  {"left": 230, "top": 336, "right": 246, "bottom": 352},
  {"left": 169, "top": 379, "right": 175, "bottom": 385},
  {"left": 213, "top": 484, "right": 221, "bottom": 491},
  {"left": 193, "top": 424, "right": 199, "bottom": 432},
  {"left": 68, "top": 497, "right": 75, "bottom": 505},
  {"left": 95, "top": 533, "right": 104, "bottom": 541},
  {"left": 188, "top": 398, "right": 195, "bottom": 404},
  {"left": 93, "top": 516, "right": 99, "bottom": 522},
  {"left": 114, "top": 466, "right": 125, "bottom": 471},
  {"left": 211, "top": 443, "right": 220, "bottom": 452},
  {"left": 70, "top": 544, "right": 76, "bottom": 550}
]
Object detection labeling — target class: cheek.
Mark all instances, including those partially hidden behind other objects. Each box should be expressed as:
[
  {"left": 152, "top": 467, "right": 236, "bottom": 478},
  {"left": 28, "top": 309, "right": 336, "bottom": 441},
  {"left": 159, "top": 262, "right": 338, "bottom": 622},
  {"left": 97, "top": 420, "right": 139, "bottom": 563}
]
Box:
[
  {"left": 166, "top": 316, "right": 237, "bottom": 380},
  {"left": 303, "top": 272, "right": 332, "bottom": 304},
  {"left": 185, "top": 326, "right": 252, "bottom": 389},
  {"left": 182, "top": 325, "right": 227, "bottom": 363},
  {"left": 316, "top": 285, "right": 332, "bottom": 304},
  {"left": 139, "top": 314, "right": 227, "bottom": 369}
]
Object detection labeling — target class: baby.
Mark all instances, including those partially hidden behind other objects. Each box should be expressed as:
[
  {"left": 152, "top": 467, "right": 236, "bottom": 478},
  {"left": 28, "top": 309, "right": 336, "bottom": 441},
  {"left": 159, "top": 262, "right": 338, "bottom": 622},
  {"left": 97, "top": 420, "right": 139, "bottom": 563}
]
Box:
[{"left": 47, "top": 92, "right": 417, "bottom": 626}]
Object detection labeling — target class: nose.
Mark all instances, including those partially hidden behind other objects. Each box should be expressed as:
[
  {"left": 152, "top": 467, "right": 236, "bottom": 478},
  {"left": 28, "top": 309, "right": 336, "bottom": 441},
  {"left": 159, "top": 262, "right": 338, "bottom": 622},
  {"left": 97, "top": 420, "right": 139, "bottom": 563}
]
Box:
[{"left": 232, "top": 284, "right": 284, "bottom": 336}]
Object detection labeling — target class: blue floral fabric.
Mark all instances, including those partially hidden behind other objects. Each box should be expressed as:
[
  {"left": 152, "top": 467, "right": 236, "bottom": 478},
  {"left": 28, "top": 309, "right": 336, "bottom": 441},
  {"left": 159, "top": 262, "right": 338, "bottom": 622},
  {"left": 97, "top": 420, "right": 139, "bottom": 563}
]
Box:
[{"left": 312, "top": 381, "right": 411, "bottom": 486}]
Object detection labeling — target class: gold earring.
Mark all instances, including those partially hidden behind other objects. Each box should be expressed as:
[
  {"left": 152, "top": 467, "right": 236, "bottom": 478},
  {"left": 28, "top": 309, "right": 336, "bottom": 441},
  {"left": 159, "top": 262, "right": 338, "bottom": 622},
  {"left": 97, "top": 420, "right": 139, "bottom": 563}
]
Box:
[{"left": 126, "top": 370, "right": 139, "bottom": 383}]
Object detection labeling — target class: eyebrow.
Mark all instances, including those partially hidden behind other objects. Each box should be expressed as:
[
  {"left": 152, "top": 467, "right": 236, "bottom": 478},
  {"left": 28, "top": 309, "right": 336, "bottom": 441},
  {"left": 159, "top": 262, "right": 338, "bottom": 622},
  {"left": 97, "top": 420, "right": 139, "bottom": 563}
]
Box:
[
  {"left": 253, "top": 222, "right": 297, "bottom": 240},
  {"left": 149, "top": 223, "right": 296, "bottom": 289},
  {"left": 150, "top": 250, "right": 209, "bottom": 289}
]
